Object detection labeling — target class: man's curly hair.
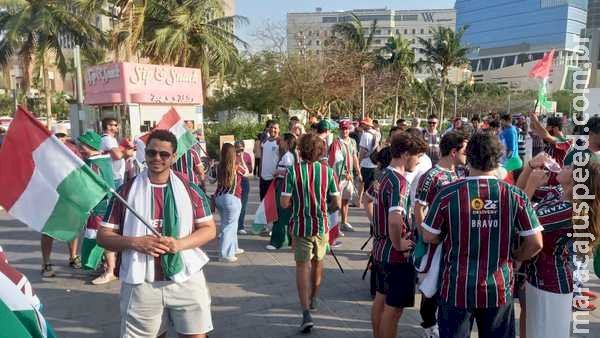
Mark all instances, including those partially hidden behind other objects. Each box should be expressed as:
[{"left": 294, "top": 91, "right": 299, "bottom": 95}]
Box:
[{"left": 298, "top": 133, "right": 325, "bottom": 162}]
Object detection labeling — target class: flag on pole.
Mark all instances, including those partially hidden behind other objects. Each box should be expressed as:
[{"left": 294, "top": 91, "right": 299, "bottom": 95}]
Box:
[
  {"left": 251, "top": 181, "right": 278, "bottom": 234},
  {"left": 0, "top": 107, "right": 109, "bottom": 241},
  {"left": 529, "top": 49, "right": 555, "bottom": 79},
  {"left": 537, "top": 79, "right": 553, "bottom": 112},
  {"left": 0, "top": 246, "right": 56, "bottom": 338},
  {"left": 327, "top": 211, "right": 341, "bottom": 247},
  {"left": 140, "top": 107, "right": 196, "bottom": 160}
]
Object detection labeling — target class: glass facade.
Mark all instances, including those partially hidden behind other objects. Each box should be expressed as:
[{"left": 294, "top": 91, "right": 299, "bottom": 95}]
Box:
[
  {"left": 588, "top": 0, "right": 600, "bottom": 28},
  {"left": 456, "top": 0, "right": 587, "bottom": 52}
]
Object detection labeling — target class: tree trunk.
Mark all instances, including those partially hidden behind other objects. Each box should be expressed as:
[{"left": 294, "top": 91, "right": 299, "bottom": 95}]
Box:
[
  {"left": 393, "top": 79, "right": 400, "bottom": 124},
  {"left": 440, "top": 76, "right": 446, "bottom": 130},
  {"left": 42, "top": 57, "right": 52, "bottom": 129}
]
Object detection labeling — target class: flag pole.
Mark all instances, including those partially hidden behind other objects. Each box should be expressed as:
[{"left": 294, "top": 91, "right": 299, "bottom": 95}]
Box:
[
  {"left": 329, "top": 248, "right": 345, "bottom": 274},
  {"left": 108, "top": 188, "right": 161, "bottom": 237}
]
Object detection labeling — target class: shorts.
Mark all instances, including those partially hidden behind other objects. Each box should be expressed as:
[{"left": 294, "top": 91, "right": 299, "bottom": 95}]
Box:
[
  {"left": 361, "top": 167, "right": 376, "bottom": 191},
  {"left": 339, "top": 179, "right": 355, "bottom": 201},
  {"left": 294, "top": 234, "right": 329, "bottom": 263},
  {"left": 119, "top": 271, "right": 213, "bottom": 337},
  {"left": 374, "top": 261, "right": 416, "bottom": 308}
]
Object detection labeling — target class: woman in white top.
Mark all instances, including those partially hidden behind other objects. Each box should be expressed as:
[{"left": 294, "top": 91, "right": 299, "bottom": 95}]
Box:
[{"left": 266, "top": 133, "right": 297, "bottom": 250}]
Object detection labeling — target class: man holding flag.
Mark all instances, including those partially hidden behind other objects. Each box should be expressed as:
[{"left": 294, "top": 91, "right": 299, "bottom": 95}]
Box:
[
  {"left": 77, "top": 131, "right": 118, "bottom": 285},
  {"left": 97, "top": 130, "right": 216, "bottom": 338}
]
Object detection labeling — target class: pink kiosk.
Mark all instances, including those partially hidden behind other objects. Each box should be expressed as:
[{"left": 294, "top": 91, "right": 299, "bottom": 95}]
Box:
[{"left": 73, "top": 62, "right": 204, "bottom": 139}]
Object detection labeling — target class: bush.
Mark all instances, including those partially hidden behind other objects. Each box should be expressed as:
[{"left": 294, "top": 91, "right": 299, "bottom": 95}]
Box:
[{"left": 204, "top": 122, "right": 265, "bottom": 159}]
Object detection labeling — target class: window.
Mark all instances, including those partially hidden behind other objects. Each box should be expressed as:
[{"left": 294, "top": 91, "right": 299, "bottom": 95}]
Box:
[
  {"left": 308, "top": 30, "right": 313, "bottom": 36},
  {"left": 396, "top": 29, "right": 400, "bottom": 34},
  {"left": 375, "top": 39, "right": 381, "bottom": 44},
  {"left": 316, "top": 40, "right": 320, "bottom": 46},
  {"left": 480, "top": 58, "right": 491, "bottom": 71},
  {"left": 412, "top": 29, "right": 416, "bottom": 34},
  {"left": 375, "top": 29, "right": 381, "bottom": 35},
  {"left": 420, "top": 28, "right": 424, "bottom": 34},
  {"left": 306, "top": 40, "right": 312, "bottom": 46},
  {"left": 491, "top": 57, "right": 503, "bottom": 70},
  {"left": 470, "top": 60, "right": 479, "bottom": 71},
  {"left": 504, "top": 55, "right": 517, "bottom": 67},
  {"left": 404, "top": 29, "right": 408, "bottom": 35},
  {"left": 322, "top": 17, "right": 338, "bottom": 23}
]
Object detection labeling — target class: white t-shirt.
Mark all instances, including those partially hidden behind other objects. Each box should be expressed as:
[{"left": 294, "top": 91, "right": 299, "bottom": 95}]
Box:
[
  {"left": 405, "top": 154, "right": 433, "bottom": 211},
  {"left": 101, "top": 134, "right": 125, "bottom": 181},
  {"left": 276, "top": 151, "right": 295, "bottom": 178},
  {"left": 359, "top": 129, "right": 379, "bottom": 168},
  {"left": 260, "top": 139, "right": 279, "bottom": 180}
]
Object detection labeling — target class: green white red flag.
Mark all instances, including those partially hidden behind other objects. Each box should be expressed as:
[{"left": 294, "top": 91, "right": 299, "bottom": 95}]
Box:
[
  {"left": 0, "top": 246, "right": 56, "bottom": 338},
  {"left": 0, "top": 107, "right": 109, "bottom": 240},
  {"left": 139, "top": 107, "right": 196, "bottom": 159}
]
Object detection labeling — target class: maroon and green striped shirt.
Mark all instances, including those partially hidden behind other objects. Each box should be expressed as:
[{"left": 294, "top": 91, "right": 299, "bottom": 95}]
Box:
[
  {"left": 422, "top": 177, "right": 542, "bottom": 309},
  {"left": 367, "top": 167, "right": 411, "bottom": 264},
  {"left": 526, "top": 191, "right": 573, "bottom": 294},
  {"left": 544, "top": 136, "right": 572, "bottom": 167},
  {"left": 282, "top": 161, "right": 339, "bottom": 237},
  {"left": 172, "top": 148, "right": 202, "bottom": 185},
  {"left": 415, "top": 165, "right": 458, "bottom": 207}
]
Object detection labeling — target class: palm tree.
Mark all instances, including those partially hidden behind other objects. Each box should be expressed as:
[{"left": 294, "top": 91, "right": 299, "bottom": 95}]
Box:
[
  {"left": 142, "top": 0, "right": 247, "bottom": 94},
  {"left": 418, "top": 26, "right": 470, "bottom": 126},
  {"left": 332, "top": 13, "right": 377, "bottom": 118},
  {"left": 0, "top": 0, "right": 104, "bottom": 125},
  {"left": 376, "top": 35, "right": 416, "bottom": 124}
]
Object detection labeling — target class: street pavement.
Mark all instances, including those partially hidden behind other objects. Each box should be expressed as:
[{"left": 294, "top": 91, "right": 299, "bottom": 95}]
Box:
[{"left": 1, "top": 177, "right": 599, "bottom": 338}]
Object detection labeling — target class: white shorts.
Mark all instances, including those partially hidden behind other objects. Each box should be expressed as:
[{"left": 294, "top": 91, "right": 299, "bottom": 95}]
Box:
[
  {"left": 525, "top": 282, "right": 572, "bottom": 338},
  {"left": 120, "top": 271, "right": 213, "bottom": 337}
]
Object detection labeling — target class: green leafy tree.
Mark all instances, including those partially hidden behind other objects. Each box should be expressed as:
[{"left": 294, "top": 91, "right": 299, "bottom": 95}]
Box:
[
  {"left": 0, "top": 0, "right": 104, "bottom": 125},
  {"left": 418, "top": 26, "right": 470, "bottom": 125}
]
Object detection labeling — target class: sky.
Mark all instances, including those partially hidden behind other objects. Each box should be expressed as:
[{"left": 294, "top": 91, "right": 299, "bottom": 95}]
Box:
[{"left": 235, "top": 0, "right": 456, "bottom": 51}]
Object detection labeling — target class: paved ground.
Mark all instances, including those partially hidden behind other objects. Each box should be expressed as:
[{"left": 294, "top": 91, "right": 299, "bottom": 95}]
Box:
[{"left": 1, "top": 177, "right": 599, "bottom": 337}]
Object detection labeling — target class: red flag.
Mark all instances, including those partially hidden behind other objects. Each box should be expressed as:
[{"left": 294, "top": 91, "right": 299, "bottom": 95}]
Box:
[
  {"left": 264, "top": 180, "right": 278, "bottom": 223},
  {"left": 529, "top": 49, "right": 555, "bottom": 79}
]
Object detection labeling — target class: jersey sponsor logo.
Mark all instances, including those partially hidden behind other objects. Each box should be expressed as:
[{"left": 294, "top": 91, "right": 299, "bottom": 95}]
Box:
[
  {"left": 471, "top": 198, "right": 498, "bottom": 215},
  {"left": 471, "top": 198, "right": 484, "bottom": 210},
  {"left": 471, "top": 219, "right": 499, "bottom": 228}
]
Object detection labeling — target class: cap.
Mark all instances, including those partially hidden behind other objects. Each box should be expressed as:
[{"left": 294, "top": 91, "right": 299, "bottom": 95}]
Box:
[
  {"left": 339, "top": 120, "right": 352, "bottom": 129},
  {"left": 78, "top": 131, "right": 102, "bottom": 151},
  {"left": 317, "top": 119, "right": 336, "bottom": 131}
]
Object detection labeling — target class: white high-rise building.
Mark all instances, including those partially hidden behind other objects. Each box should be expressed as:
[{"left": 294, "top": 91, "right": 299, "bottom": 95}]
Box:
[{"left": 287, "top": 7, "right": 456, "bottom": 63}]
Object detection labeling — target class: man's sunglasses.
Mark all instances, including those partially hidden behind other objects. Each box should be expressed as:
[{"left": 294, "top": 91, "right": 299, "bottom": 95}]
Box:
[
  {"left": 428, "top": 121, "right": 438, "bottom": 125},
  {"left": 145, "top": 149, "right": 172, "bottom": 160}
]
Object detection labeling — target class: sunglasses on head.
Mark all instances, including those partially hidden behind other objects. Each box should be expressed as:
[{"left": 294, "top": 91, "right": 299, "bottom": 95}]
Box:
[{"left": 145, "top": 149, "right": 172, "bottom": 160}]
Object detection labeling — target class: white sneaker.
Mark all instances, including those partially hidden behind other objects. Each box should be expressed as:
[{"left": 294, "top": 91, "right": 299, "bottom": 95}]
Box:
[
  {"left": 238, "top": 229, "right": 248, "bottom": 235},
  {"left": 423, "top": 325, "right": 439, "bottom": 338},
  {"left": 331, "top": 241, "right": 342, "bottom": 248},
  {"left": 220, "top": 256, "right": 238, "bottom": 263},
  {"left": 339, "top": 230, "right": 345, "bottom": 237},
  {"left": 265, "top": 244, "right": 278, "bottom": 251},
  {"left": 341, "top": 223, "right": 355, "bottom": 232},
  {"left": 236, "top": 248, "right": 245, "bottom": 255}
]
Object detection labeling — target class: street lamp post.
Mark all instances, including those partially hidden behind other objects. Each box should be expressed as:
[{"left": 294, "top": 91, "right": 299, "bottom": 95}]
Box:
[{"left": 454, "top": 86, "right": 458, "bottom": 118}]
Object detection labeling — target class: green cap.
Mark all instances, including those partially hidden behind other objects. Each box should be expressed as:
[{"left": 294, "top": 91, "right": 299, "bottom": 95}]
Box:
[
  {"left": 78, "top": 131, "right": 102, "bottom": 151},
  {"left": 317, "top": 119, "right": 336, "bottom": 131}
]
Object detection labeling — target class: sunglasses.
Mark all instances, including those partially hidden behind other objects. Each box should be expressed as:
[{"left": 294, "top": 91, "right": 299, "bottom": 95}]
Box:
[
  {"left": 145, "top": 149, "right": 172, "bottom": 160},
  {"left": 428, "top": 121, "right": 438, "bottom": 125}
]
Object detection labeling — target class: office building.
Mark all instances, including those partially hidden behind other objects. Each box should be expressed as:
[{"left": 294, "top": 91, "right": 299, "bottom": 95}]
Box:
[
  {"left": 287, "top": 7, "right": 456, "bottom": 64},
  {"left": 456, "top": 0, "right": 588, "bottom": 92}
]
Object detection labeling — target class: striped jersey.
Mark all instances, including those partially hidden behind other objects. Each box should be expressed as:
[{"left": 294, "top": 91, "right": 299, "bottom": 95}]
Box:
[
  {"left": 526, "top": 193, "right": 573, "bottom": 294},
  {"left": 368, "top": 167, "right": 411, "bottom": 264},
  {"left": 328, "top": 137, "right": 357, "bottom": 179},
  {"left": 282, "top": 161, "right": 339, "bottom": 237},
  {"left": 103, "top": 173, "right": 213, "bottom": 282},
  {"left": 422, "top": 177, "right": 542, "bottom": 309},
  {"left": 172, "top": 148, "right": 202, "bottom": 185},
  {"left": 423, "top": 130, "right": 441, "bottom": 164},
  {"left": 415, "top": 165, "right": 458, "bottom": 207},
  {"left": 215, "top": 165, "right": 247, "bottom": 199},
  {"left": 564, "top": 148, "right": 600, "bottom": 166},
  {"left": 544, "top": 136, "right": 572, "bottom": 166}
]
